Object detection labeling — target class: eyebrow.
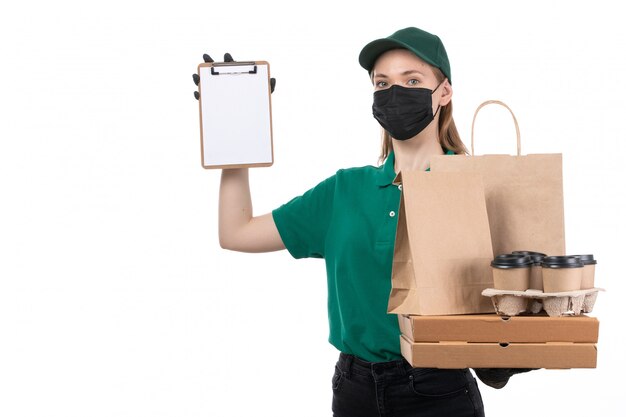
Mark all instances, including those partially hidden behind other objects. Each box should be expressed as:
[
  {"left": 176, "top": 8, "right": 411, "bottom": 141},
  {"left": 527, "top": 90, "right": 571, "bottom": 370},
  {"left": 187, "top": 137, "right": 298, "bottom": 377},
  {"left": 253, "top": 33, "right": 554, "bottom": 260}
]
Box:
[{"left": 373, "top": 70, "right": 425, "bottom": 79}]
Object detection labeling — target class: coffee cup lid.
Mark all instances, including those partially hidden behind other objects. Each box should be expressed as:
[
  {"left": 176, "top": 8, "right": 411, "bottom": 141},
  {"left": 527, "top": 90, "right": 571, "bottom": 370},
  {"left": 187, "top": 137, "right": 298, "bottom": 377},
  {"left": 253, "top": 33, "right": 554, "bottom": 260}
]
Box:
[
  {"left": 541, "top": 255, "right": 584, "bottom": 268},
  {"left": 491, "top": 254, "right": 533, "bottom": 268},
  {"left": 572, "top": 254, "right": 597, "bottom": 265},
  {"left": 512, "top": 250, "right": 547, "bottom": 264}
]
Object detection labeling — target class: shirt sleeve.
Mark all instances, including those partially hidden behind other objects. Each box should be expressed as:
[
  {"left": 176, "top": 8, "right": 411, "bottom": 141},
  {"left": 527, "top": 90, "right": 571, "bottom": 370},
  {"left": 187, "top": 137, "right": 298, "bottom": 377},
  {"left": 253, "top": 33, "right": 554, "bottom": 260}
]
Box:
[{"left": 271, "top": 173, "right": 337, "bottom": 259}]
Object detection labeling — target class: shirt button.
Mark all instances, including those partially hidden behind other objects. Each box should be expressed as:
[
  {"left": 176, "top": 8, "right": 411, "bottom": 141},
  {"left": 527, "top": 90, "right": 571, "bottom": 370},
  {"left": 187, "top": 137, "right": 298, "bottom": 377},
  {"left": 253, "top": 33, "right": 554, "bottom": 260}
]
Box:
[
  {"left": 389, "top": 211, "right": 396, "bottom": 217},
  {"left": 398, "top": 184, "right": 403, "bottom": 191}
]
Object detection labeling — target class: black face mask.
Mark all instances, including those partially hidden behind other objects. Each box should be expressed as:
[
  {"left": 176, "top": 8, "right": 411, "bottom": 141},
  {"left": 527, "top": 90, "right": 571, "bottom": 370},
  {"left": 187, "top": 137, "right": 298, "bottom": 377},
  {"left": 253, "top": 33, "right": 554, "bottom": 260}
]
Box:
[{"left": 372, "top": 80, "right": 444, "bottom": 141}]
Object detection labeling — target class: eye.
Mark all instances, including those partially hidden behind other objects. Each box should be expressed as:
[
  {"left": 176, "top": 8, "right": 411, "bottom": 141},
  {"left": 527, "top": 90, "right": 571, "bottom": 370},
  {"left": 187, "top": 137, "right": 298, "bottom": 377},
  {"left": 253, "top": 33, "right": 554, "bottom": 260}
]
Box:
[
  {"left": 407, "top": 79, "right": 419, "bottom": 86},
  {"left": 375, "top": 81, "right": 388, "bottom": 88}
]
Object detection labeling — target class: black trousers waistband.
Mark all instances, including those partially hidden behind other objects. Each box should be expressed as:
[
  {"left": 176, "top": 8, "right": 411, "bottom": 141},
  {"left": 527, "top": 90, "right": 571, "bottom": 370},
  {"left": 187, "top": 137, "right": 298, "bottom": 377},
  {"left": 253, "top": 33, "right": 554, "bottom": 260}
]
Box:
[
  {"left": 338, "top": 352, "right": 414, "bottom": 376},
  {"left": 337, "top": 352, "right": 472, "bottom": 380}
]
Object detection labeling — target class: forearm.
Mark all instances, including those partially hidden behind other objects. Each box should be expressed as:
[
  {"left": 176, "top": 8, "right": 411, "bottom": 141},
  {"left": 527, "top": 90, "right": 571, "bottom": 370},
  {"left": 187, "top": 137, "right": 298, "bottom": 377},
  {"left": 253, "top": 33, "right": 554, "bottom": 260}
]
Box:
[
  {"left": 219, "top": 168, "right": 252, "bottom": 248},
  {"left": 218, "top": 168, "right": 285, "bottom": 253}
]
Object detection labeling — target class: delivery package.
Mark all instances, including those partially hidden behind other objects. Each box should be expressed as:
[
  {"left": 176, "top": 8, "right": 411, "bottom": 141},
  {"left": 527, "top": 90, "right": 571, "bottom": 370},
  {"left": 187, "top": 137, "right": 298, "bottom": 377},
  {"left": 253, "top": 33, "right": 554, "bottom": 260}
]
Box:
[
  {"left": 430, "top": 100, "right": 566, "bottom": 257},
  {"left": 387, "top": 171, "right": 495, "bottom": 315},
  {"left": 398, "top": 314, "right": 598, "bottom": 369}
]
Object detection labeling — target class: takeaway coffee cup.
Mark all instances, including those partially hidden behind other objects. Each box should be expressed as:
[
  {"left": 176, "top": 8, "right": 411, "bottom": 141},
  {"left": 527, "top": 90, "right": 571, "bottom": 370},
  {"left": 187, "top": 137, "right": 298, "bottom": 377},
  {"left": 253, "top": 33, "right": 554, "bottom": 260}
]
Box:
[
  {"left": 573, "top": 254, "right": 597, "bottom": 289},
  {"left": 491, "top": 254, "right": 533, "bottom": 291},
  {"left": 512, "top": 251, "right": 547, "bottom": 291},
  {"left": 541, "top": 256, "right": 584, "bottom": 293}
]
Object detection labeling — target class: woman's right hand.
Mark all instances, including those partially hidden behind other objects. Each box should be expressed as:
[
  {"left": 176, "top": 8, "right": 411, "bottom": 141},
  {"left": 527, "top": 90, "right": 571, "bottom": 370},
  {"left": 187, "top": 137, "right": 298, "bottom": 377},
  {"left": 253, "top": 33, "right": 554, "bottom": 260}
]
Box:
[
  {"left": 192, "top": 52, "right": 276, "bottom": 100},
  {"left": 193, "top": 52, "right": 283, "bottom": 253}
]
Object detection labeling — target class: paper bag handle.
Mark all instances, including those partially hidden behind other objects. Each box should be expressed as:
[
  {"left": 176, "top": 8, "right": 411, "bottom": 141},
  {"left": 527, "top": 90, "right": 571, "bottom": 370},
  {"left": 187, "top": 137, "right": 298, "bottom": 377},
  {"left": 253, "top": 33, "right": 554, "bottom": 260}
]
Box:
[{"left": 471, "top": 100, "right": 522, "bottom": 156}]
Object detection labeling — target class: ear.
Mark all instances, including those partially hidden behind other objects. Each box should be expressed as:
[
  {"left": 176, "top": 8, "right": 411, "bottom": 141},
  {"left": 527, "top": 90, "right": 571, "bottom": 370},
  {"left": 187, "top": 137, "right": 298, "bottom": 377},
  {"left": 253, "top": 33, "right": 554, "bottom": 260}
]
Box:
[{"left": 439, "top": 79, "right": 453, "bottom": 106}]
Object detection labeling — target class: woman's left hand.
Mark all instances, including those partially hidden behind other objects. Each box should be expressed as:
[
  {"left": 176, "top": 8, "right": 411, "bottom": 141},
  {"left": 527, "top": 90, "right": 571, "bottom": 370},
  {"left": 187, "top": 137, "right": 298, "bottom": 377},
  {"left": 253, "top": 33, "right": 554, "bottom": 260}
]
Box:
[{"left": 472, "top": 368, "right": 537, "bottom": 389}]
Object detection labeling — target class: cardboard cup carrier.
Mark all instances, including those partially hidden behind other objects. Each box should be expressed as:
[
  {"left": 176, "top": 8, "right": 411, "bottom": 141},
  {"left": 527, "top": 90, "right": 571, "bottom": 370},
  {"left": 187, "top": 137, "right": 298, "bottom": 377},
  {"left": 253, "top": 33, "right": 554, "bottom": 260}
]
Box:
[{"left": 484, "top": 254, "right": 601, "bottom": 317}]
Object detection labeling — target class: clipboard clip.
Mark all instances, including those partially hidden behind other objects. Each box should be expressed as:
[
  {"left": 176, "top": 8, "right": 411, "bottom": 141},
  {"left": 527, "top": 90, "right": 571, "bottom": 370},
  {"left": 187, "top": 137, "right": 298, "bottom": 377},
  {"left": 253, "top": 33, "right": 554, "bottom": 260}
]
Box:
[{"left": 211, "top": 62, "right": 257, "bottom": 75}]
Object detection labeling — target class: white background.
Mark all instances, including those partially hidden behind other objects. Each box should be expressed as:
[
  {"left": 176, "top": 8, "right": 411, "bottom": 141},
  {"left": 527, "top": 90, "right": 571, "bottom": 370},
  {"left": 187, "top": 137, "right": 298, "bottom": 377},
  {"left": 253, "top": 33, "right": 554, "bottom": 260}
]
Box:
[{"left": 1, "top": 1, "right": 624, "bottom": 416}]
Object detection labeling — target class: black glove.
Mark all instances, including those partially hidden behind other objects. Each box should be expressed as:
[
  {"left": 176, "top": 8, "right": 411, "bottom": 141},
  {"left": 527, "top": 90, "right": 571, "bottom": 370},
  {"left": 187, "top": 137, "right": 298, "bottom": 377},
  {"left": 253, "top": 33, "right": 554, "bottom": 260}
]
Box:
[
  {"left": 473, "top": 368, "right": 537, "bottom": 389},
  {"left": 192, "top": 53, "right": 276, "bottom": 100}
]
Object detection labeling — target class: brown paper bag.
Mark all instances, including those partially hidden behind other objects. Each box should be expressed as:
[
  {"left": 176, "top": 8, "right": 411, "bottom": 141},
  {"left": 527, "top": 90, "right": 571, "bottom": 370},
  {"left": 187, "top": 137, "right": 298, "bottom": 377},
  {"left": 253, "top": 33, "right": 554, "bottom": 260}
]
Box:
[
  {"left": 430, "top": 100, "right": 566, "bottom": 258},
  {"left": 388, "top": 171, "right": 495, "bottom": 315}
]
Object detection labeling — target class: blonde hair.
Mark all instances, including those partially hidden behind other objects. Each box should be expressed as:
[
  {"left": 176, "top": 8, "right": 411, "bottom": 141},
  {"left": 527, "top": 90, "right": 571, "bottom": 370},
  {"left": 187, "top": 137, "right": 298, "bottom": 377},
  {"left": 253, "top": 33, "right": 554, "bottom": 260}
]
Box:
[{"left": 377, "top": 66, "right": 468, "bottom": 164}]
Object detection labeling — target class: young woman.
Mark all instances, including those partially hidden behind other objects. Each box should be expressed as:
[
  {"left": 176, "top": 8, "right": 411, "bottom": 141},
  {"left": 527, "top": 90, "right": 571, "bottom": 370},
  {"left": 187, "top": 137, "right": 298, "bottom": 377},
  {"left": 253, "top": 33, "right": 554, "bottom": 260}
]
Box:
[{"left": 192, "top": 26, "right": 529, "bottom": 417}]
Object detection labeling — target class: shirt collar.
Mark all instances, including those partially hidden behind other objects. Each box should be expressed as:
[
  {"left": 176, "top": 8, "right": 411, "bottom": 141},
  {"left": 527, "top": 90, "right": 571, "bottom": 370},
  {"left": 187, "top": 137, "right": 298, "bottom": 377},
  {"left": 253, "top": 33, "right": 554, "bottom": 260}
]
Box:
[{"left": 375, "top": 149, "right": 455, "bottom": 187}]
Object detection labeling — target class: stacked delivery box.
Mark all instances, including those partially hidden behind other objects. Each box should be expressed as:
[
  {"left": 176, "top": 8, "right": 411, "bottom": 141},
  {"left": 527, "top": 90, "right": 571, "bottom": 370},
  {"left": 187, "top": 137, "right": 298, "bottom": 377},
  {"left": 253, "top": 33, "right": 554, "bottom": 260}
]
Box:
[{"left": 398, "top": 314, "right": 598, "bottom": 369}]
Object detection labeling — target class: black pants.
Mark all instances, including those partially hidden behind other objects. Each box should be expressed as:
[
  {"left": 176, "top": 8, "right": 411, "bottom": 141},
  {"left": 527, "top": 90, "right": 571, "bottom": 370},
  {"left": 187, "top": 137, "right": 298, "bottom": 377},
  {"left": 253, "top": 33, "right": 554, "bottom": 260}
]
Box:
[{"left": 332, "top": 353, "right": 485, "bottom": 417}]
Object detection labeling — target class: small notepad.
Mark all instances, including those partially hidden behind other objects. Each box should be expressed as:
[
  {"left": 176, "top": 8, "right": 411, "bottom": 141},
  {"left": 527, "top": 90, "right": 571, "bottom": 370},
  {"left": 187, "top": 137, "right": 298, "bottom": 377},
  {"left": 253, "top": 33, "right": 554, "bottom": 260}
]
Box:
[{"left": 197, "top": 61, "right": 273, "bottom": 169}]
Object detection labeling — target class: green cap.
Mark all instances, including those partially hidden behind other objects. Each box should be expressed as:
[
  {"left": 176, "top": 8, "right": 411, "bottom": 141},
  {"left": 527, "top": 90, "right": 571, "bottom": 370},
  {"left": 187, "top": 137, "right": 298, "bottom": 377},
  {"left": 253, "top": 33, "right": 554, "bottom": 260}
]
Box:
[{"left": 359, "top": 27, "right": 452, "bottom": 84}]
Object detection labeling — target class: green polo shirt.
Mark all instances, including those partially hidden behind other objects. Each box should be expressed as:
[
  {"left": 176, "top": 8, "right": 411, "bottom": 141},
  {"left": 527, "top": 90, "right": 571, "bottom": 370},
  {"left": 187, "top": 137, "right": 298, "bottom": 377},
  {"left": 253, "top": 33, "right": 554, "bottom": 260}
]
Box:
[{"left": 272, "top": 149, "right": 455, "bottom": 362}]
